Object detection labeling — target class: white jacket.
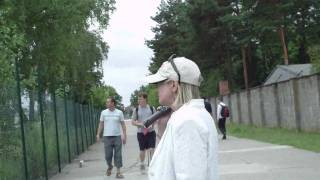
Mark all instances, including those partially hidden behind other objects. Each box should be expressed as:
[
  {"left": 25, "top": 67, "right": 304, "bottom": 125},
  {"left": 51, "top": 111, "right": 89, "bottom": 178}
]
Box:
[
  {"left": 148, "top": 99, "right": 219, "bottom": 180},
  {"left": 217, "top": 101, "right": 226, "bottom": 120}
]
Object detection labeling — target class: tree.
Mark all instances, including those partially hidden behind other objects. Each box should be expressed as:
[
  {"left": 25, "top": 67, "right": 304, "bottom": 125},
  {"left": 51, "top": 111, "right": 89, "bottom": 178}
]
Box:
[
  {"left": 147, "top": 0, "right": 320, "bottom": 95},
  {"left": 1, "top": 0, "right": 116, "bottom": 106},
  {"left": 90, "top": 85, "right": 122, "bottom": 110},
  {"left": 309, "top": 45, "right": 320, "bottom": 72},
  {"left": 130, "top": 85, "right": 159, "bottom": 108},
  {"left": 0, "top": 0, "right": 25, "bottom": 85}
]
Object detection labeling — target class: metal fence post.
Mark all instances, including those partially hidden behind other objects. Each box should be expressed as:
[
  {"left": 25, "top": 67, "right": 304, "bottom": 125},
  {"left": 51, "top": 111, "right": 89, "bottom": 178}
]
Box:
[
  {"left": 79, "top": 104, "right": 84, "bottom": 152},
  {"left": 83, "top": 105, "right": 88, "bottom": 148},
  {"left": 93, "top": 107, "right": 97, "bottom": 142},
  {"left": 89, "top": 104, "right": 94, "bottom": 145},
  {"left": 52, "top": 90, "right": 61, "bottom": 172},
  {"left": 37, "top": 67, "right": 48, "bottom": 180},
  {"left": 73, "top": 102, "right": 79, "bottom": 155},
  {"left": 87, "top": 104, "right": 93, "bottom": 145},
  {"left": 15, "top": 58, "right": 29, "bottom": 180},
  {"left": 63, "top": 88, "right": 71, "bottom": 163}
]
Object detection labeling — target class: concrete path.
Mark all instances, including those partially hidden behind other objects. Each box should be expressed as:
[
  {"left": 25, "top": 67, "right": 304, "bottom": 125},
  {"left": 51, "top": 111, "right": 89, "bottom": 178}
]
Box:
[{"left": 51, "top": 121, "right": 320, "bottom": 180}]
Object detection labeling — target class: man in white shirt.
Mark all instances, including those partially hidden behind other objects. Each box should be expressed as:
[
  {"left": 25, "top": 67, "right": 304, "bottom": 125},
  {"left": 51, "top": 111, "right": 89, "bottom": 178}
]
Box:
[
  {"left": 96, "top": 97, "right": 127, "bottom": 179},
  {"left": 145, "top": 56, "right": 219, "bottom": 180}
]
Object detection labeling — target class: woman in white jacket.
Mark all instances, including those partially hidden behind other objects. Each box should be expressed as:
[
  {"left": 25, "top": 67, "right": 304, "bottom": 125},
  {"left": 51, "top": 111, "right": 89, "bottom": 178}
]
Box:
[{"left": 145, "top": 56, "right": 219, "bottom": 180}]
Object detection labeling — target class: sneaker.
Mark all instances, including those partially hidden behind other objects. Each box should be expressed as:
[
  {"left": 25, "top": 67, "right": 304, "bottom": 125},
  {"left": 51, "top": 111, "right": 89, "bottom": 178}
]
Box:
[
  {"left": 140, "top": 164, "right": 145, "bottom": 171},
  {"left": 222, "top": 135, "right": 226, "bottom": 140},
  {"left": 106, "top": 166, "right": 113, "bottom": 176},
  {"left": 116, "top": 172, "right": 124, "bottom": 179}
]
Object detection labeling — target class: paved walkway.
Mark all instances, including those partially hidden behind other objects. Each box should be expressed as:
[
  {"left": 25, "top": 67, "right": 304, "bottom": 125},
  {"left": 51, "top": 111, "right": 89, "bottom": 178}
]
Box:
[{"left": 51, "top": 121, "right": 320, "bottom": 180}]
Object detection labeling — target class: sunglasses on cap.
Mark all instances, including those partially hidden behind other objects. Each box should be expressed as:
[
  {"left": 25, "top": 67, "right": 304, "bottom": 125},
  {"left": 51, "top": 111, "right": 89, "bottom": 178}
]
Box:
[{"left": 168, "top": 54, "right": 181, "bottom": 84}]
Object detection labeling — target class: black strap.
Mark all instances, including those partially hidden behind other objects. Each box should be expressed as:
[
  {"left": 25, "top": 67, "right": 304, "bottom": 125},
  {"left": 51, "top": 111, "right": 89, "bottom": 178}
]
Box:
[{"left": 168, "top": 54, "right": 181, "bottom": 84}]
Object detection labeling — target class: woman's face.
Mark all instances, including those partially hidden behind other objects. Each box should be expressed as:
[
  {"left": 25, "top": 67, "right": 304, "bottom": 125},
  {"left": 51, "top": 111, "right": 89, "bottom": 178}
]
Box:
[{"left": 157, "top": 80, "right": 177, "bottom": 107}]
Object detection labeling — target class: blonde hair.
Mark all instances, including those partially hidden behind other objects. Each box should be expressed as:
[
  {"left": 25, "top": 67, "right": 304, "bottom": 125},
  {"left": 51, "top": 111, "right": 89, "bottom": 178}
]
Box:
[{"left": 172, "top": 82, "right": 200, "bottom": 109}]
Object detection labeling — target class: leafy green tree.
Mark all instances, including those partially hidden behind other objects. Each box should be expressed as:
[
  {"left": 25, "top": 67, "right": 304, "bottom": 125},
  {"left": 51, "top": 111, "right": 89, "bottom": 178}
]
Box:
[
  {"left": 309, "top": 45, "right": 320, "bottom": 72},
  {"left": 0, "top": 0, "right": 25, "bottom": 85},
  {"left": 146, "top": 0, "right": 183, "bottom": 74},
  {"left": 90, "top": 85, "right": 122, "bottom": 110},
  {"left": 130, "top": 85, "right": 159, "bottom": 108}
]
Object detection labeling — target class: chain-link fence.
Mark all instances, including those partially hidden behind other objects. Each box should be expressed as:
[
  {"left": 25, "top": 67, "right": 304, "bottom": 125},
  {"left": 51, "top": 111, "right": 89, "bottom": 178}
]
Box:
[{"left": 0, "top": 83, "right": 100, "bottom": 180}]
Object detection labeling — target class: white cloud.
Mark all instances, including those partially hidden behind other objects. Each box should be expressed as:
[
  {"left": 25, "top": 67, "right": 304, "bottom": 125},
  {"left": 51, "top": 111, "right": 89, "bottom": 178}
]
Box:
[{"left": 102, "top": 0, "right": 160, "bottom": 106}]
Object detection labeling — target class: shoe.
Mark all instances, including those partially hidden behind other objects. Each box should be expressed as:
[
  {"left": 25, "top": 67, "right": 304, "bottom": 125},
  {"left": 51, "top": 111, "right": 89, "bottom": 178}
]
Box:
[
  {"left": 140, "top": 164, "right": 145, "bottom": 171},
  {"left": 116, "top": 172, "right": 124, "bottom": 179},
  {"left": 106, "top": 166, "right": 113, "bottom": 176},
  {"left": 222, "top": 135, "right": 226, "bottom": 140}
]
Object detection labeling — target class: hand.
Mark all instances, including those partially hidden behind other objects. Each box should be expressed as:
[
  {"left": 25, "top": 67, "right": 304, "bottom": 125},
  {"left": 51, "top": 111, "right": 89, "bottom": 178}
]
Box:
[
  {"left": 122, "top": 136, "right": 127, "bottom": 145},
  {"left": 96, "top": 134, "right": 100, "bottom": 142},
  {"left": 138, "top": 122, "right": 145, "bottom": 128}
]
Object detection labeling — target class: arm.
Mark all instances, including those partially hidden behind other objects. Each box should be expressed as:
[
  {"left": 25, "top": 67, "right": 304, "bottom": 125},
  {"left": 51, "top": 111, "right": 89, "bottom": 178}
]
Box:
[
  {"left": 173, "top": 120, "right": 207, "bottom": 180},
  {"left": 131, "top": 120, "right": 145, "bottom": 127},
  {"left": 217, "top": 104, "right": 221, "bottom": 120},
  {"left": 120, "top": 112, "right": 127, "bottom": 144},
  {"left": 96, "top": 121, "right": 104, "bottom": 141},
  {"left": 120, "top": 121, "right": 127, "bottom": 144},
  {"left": 131, "top": 108, "right": 144, "bottom": 127}
]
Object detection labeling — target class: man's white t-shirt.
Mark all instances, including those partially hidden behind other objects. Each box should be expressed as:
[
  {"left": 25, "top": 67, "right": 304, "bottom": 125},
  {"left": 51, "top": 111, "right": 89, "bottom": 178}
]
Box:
[{"left": 100, "top": 109, "right": 124, "bottom": 136}]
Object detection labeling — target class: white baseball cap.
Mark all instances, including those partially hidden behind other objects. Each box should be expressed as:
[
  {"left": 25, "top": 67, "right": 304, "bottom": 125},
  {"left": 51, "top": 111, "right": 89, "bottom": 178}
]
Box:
[{"left": 145, "top": 57, "right": 203, "bottom": 86}]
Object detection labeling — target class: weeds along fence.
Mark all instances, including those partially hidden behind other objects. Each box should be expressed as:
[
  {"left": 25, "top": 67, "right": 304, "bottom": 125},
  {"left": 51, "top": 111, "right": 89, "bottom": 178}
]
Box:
[{"left": 0, "top": 83, "right": 100, "bottom": 180}]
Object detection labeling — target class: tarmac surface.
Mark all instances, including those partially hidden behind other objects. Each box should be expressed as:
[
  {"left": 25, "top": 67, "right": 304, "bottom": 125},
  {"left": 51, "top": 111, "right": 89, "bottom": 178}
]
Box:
[{"left": 51, "top": 120, "right": 320, "bottom": 180}]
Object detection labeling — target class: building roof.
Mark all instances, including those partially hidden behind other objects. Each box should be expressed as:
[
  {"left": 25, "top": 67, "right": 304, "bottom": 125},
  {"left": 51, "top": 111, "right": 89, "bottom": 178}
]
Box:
[{"left": 264, "top": 64, "right": 314, "bottom": 85}]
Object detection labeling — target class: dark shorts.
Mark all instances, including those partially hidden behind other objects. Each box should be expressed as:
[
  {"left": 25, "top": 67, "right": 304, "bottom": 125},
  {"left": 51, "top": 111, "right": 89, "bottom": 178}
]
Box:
[{"left": 137, "top": 131, "right": 156, "bottom": 151}]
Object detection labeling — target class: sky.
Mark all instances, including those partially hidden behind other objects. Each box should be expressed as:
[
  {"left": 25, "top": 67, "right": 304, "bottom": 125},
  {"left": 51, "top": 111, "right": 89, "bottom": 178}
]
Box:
[{"left": 102, "top": 0, "right": 161, "bottom": 107}]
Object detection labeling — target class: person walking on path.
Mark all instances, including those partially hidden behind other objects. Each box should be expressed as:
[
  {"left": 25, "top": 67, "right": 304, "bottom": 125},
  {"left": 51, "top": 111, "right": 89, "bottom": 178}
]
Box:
[
  {"left": 131, "top": 92, "right": 156, "bottom": 171},
  {"left": 217, "top": 99, "right": 227, "bottom": 140},
  {"left": 203, "top": 97, "right": 213, "bottom": 115},
  {"left": 145, "top": 56, "right": 219, "bottom": 180},
  {"left": 96, "top": 97, "right": 127, "bottom": 179}
]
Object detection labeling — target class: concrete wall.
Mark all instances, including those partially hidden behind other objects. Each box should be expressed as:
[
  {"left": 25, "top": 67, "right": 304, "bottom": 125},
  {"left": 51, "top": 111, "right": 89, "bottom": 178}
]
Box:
[
  {"left": 212, "top": 74, "right": 320, "bottom": 132},
  {"left": 250, "top": 88, "right": 263, "bottom": 127},
  {"left": 239, "top": 91, "right": 250, "bottom": 125},
  {"left": 277, "top": 81, "right": 296, "bottom": 129},
  {"left": 230, "top": 93, "right": 239, "bottom": 124},
  {"left": 297, "top": 76, "right": 320, "bottom": 131},
  {"left": 262, "top": 85, "right": 278, "bottom": 128}
]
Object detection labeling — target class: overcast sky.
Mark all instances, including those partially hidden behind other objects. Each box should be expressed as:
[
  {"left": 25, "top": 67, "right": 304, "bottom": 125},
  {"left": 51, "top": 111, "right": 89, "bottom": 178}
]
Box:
[{"left": 102, "top": 0, "right": 161, "bottom": 107}]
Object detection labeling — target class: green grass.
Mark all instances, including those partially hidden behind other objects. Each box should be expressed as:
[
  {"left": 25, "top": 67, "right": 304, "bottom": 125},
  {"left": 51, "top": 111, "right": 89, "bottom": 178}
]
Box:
[{"left": 228, "top": 123, "right": 320, "bottom": 153}]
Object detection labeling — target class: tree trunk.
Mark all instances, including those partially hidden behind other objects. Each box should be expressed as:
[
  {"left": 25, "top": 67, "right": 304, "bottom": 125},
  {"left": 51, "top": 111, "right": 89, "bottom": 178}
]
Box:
[
  {"left": 278, "top": 26, "right": 289, "bottom": 65},
  {"left": 241, "top": 46, "right": 249, "bottom": 89},
  {"left": 246, "top": 44, "right": 253, "bottom": 86}
]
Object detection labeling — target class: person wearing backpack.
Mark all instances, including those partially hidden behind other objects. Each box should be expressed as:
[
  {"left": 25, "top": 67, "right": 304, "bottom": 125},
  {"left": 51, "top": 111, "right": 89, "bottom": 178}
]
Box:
[
  {"left": 217, "top": 99, "right": 229, "bottom": 140},
  {"left": 131, "top": 92, "right": 156, "bottom": 171}
]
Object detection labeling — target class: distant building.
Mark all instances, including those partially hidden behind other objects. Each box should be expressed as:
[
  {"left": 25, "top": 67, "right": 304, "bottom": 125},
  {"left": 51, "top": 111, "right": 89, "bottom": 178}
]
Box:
[{"left": 264, "top": 64, "right": 315, "bottom": 85}]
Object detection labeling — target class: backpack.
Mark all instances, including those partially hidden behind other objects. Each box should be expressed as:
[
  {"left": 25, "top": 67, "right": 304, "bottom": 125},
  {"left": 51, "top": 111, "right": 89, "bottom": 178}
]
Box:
[
  {"left": 136, "top": 105, "right": 154, "bottom": 119},
  {"left": 204, "top": 101, "right": 212, "bottom": 113},
  {"left": 220, "top": 105, "right": 230, "bottom": 118}
]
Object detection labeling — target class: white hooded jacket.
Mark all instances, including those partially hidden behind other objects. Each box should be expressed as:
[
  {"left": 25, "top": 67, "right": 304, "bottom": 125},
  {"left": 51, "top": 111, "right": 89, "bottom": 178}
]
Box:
[
  {"left": 217, "top": 101, "right": 226, "bottom": 120},
  {"left": 148, "top": 99, "right": 219, "bottom": 180}
]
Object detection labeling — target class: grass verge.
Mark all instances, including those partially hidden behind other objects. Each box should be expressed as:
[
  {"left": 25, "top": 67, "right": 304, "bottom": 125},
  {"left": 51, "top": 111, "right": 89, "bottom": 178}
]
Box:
[{"left": 228, "top": 123, "right": 320, "bottom": 153}]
